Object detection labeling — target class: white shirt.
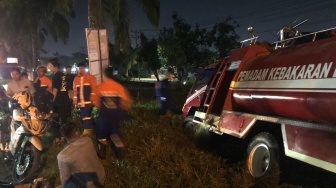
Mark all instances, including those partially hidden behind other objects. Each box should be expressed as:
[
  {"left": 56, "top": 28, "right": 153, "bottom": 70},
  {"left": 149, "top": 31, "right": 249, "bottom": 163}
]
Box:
[{"left": 6, "top": 78, "right": 35, "bottom": 97}]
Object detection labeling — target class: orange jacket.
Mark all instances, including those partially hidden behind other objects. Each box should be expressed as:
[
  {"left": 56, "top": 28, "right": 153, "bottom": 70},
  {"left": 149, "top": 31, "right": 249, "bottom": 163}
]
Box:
[
  {"left": 96, "top": 78, "right": 132, "bottom": 110},
  {"left": 34, "top": 76, "right": 52, "bottom": 92},
  {"left": 73, "top": 73, "right": 97, "bottom": 107}
]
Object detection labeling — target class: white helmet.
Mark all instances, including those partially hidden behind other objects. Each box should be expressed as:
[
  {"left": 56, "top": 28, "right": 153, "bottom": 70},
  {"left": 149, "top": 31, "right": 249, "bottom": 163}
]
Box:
[{"left": 11, "top": 91, "right": 32, "bottom": 109}]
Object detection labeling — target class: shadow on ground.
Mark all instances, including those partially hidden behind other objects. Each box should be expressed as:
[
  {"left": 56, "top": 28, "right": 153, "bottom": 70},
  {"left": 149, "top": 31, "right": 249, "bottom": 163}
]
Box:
[{"left": 0, "top": 152, "right": 13, "bottom": 185}]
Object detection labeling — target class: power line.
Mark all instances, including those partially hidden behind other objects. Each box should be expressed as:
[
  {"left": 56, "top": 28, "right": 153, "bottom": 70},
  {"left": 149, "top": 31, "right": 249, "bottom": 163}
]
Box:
[{"left": 131, "top": 0, "right": 336, "bottom": 41}]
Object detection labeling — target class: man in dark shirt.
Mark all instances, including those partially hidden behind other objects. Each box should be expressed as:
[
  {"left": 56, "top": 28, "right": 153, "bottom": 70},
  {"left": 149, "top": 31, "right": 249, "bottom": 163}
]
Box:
[
  {"left": 155, "top": 74, "right": 172, "bottom": 115},
  {"left": 48, "top": 59, "right": 71, "bottom": 143},
  {"left": 65, "top": 65, "right": 76, "bottom": 101}
]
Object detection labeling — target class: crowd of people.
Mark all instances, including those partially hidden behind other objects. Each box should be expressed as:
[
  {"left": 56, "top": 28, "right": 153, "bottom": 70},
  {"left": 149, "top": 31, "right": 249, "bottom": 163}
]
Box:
[
  {"left": 0, "top": 58, "right": 133, "bottom": 187},
  {"left": 0, "top": 57, "right": 174, "bottom": 187}
]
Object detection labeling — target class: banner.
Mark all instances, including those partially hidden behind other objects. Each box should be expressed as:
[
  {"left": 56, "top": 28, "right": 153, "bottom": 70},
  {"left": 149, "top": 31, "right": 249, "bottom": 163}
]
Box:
[{"left": 85, "top": 28, "right": 110, "bottom": 84}]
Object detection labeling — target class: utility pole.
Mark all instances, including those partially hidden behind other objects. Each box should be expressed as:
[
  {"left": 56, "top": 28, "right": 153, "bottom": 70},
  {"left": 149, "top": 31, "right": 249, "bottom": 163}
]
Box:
[{"left": 131, "top": 30, "right": 141, "bottom": 80}]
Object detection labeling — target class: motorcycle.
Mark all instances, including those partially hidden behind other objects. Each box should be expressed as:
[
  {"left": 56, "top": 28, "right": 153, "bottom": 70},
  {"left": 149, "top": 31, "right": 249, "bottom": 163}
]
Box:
[{"left": 6, "top": 91, "right": 53, "bottom": 184}]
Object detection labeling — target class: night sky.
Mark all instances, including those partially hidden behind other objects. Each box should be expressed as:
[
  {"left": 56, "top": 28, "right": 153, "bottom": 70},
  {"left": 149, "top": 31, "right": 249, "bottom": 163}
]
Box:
[{"left": 43, "top": 0, "right": 336, "bottom": 56}]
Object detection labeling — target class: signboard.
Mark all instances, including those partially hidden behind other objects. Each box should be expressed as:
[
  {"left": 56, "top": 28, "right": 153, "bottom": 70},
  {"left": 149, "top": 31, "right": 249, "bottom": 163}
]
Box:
[
  {"left": 85, "top": 28, "right": 110, "bottom": 84},
  {"left": 99, "top": 29, "right": 110, "bottom": 75}
]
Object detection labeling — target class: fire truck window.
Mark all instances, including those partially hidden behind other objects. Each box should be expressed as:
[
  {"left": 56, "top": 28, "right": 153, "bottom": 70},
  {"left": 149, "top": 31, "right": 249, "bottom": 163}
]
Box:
[{"left": 191, "top": 69, "right": 213, "bottom": 94}]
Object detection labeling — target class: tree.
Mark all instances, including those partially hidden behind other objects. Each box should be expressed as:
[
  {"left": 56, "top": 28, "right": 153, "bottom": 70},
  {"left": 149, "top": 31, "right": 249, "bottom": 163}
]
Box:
[
  {"left": 107, "top": 42, "right": 137, "bottom": 79},
  {"left": 0, "top": 0, "right": 75, "bottom": 69},
  {"left": 210, "top": 17, "right": 240, "bottom": 57},
  {"left": 88, "top": 0, "right": 160, "bottom": 55},
  {"left": 138, "top": 33, "right": 161, "bottom": 80},
  {"left": 158, "top": 13, "right": 239, "bottom": 77},
  {"left": 158, "top": 13, "right": 214, "bottom": 79}
]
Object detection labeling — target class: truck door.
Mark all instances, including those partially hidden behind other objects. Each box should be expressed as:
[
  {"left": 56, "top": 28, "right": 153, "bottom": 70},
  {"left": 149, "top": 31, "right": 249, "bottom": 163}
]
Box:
[{"left": 182, "top": 65, "right": 218, "bottom": 119}]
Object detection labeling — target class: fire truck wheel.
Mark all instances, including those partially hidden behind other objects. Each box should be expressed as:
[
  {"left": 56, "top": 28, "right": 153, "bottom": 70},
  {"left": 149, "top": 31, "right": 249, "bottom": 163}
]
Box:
[
  {"left": 183, "top": 116, "right": 197, "bottom": 140},
  {"left": 246, "top": 132, "right": 279, "bottom": 179}
]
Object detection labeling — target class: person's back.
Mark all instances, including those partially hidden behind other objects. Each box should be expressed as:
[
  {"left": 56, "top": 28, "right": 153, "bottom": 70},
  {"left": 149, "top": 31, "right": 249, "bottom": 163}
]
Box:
[
  {"left": 58, "top": 123, "right": 105, "bottom": 187},
  {"left": 58, "top": 137, "right": 105, "bottom": 186}
]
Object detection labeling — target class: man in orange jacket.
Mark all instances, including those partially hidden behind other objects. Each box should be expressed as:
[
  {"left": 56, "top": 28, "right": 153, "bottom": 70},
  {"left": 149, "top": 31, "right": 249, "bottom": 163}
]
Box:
[
  {"left": 33, "top": 65, "right": 53, "bottom": 114},
  {"left": 95, "top": 67, "right": 132, "bottom": 160},
  {"left": 73, "top": 62, "right": 97, "bottom": 135}
]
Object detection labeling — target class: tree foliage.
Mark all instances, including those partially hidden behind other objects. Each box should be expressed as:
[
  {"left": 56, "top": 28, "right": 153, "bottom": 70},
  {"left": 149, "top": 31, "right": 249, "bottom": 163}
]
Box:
[
  {"left": 0, "top": 0, "right": 75, "bottom": 69},
  {"left": 138, "top": 33, "right": 161, "bottom": 80},
  {"left": 211, "top": 17, "right": 240, "bottom": 58},
  {"left": 158, "top": 13, "right": 239, "bottom": 74},
  {"left": 89, "top": 0, "right": 160, "bottom": 55}
]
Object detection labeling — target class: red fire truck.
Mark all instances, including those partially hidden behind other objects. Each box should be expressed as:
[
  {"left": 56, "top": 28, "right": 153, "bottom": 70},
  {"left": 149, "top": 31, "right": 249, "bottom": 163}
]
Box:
[{"left": 182, "top": 26, "right": 336, "bottom": 179}]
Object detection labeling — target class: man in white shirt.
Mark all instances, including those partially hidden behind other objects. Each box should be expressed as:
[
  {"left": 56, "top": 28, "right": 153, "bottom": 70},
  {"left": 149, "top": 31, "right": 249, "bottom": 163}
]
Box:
[{"left": 6, "top": 67, "right": 35, "bottom": 98}]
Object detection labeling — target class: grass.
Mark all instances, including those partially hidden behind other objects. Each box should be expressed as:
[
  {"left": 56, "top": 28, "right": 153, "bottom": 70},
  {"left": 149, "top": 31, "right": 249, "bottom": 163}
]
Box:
[{"left": 37, "top": 81, "right": 303, "bottom": 187}]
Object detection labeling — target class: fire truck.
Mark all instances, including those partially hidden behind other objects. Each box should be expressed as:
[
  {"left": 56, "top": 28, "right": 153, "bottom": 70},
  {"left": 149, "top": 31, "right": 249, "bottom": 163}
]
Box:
[{"left": 182, "top": 25, "right": 336, "bottom": 179}]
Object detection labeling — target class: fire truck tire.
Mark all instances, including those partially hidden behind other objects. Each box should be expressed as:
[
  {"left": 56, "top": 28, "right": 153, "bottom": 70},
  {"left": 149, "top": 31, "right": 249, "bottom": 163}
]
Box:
[
  {"left": 246, "top": 132, "right": 279, "bottom": 179},
  {"left": 183, "top": 116, "right": 197, "bottom": 140}
]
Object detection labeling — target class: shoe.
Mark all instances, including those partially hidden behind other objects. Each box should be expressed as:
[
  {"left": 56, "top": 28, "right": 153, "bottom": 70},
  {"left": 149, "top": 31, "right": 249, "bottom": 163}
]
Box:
[
  {"left": 54, "top": 137, "right": 60, "bottom": 143},
  {"left": 3, "top": 152, "right": 14, "bottom": 162},
  {"left": 42, "top": 176, "right": 56, "bottom": 188},
  {"left": 116, "top": 159, "right": 126, "bottom": 167},
  {"left": 97, "top": 141, "right": 107, "bottom": 160},
  {"left": 110, "top": 134, "right": 124, "bottom": 148}
]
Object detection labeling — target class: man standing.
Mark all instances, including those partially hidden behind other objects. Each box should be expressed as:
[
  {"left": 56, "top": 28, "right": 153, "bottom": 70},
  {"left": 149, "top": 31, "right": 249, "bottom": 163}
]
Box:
[
  {"left": 73, "top": 62, "right": 97, "bottom": 136},
  {"left": 95, "top": 67, "right": 133, "bottom": 160},
  {"left": 155, "top": 74, "right": 172, "bottom": 115},
  {"left": 58, "top": 122, "right": 105, "bottom": 187},
  {"left": 48, "top": 59, "right": 71, "bottom": 143},
  {"left": 6, "top": 67, "right": 35, "bottom": 98},
  {"left": 65, "top": 65, "right": 75, "bottom": 100},
  {"left": 34, "top": 66, "right": 52, "bottom": 93},
  {"left": 33, "top": 66, "right": 53, "bottom": 114}
]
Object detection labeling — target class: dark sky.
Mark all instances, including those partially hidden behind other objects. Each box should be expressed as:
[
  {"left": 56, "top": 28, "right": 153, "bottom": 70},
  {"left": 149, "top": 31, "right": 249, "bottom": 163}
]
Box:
[{"left": 43, "top": 0, "right": 336, "bottom": 56}]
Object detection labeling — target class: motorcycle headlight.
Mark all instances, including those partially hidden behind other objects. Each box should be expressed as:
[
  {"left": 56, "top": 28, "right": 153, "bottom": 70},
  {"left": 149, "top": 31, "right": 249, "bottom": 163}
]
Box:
[{"left": 9, "top": 98, "right": 20, "bottom": 111}]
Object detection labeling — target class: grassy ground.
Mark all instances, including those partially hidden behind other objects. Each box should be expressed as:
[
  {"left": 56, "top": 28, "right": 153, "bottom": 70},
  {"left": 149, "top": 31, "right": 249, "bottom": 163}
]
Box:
[
  {"left": 39, "top": 81, "right": 259, "bottom": 187},
  {"left": 37, "top": 81, "right": 335, "bottom": 187}
]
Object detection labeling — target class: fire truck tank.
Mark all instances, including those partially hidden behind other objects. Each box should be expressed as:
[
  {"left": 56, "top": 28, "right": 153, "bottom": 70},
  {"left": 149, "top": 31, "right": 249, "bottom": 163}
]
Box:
[{"left": 230, "top": 36, "right": 336, "bottom": 124}]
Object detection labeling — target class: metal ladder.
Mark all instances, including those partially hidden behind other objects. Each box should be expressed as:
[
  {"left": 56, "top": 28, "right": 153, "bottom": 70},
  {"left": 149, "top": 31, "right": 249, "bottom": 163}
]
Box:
[{"left": 202, "top": 61, "right": 226, "bottom": 115}]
